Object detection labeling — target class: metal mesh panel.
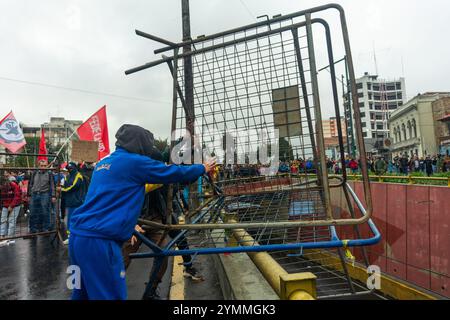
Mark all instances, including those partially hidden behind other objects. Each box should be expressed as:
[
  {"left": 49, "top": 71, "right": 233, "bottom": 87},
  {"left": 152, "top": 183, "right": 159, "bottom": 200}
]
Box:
[{"left": 174, "top": 22, "right": 317, "bottom": 162}]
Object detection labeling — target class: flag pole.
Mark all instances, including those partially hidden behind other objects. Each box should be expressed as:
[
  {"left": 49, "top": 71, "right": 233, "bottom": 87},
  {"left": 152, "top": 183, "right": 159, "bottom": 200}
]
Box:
[{"left": 50, "top": 129, "right": 79, "bottom": 165}]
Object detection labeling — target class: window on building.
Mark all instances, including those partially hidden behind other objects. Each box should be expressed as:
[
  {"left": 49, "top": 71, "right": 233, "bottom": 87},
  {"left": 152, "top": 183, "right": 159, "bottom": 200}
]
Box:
[
  {"left": 371, "top": 123, "right": 375, "bottom": 130},
  {"left": 396, "top": 83, "right": 402, "bottom": 90},
  {"left": 407, "top": 121, "right": 412, "bottom": 140},
  {"left": 360, "top": 112, "right": 366, "bottom": 118},
  {"left": 402, "top": 124, "right": 407, "bottom": 141},
  {"left": 377, "top": 124, "right": 384, "bottom": 130},
  {"left": 388, "top": 103, "right": 398, "bottom": 110},
  {"left": 358, "top": 92, "right": 364, "bottom": 98},
  {"left": 387, "top": 84, "right": 396, "bottom": 91},
  {"left": 368, "top": 93, "right": 373, "bottom": 100},
  {"left": 387, "top": 94, "right": 397, "bottom": 100},
  {"left": 369, "top": 102, "right": 374, "bottom": 110},
  {"left": 359, "top": 103, "right": 365, "bottom": 108},
  {"left": 362, "top": 122, "right": 367, "bottom": 128},
  {"left": 412, "top": 119, "right": 417, "bottom": 138},
  {"left": 373, "top": 85, "right": 380, "bottom": 91},
  {"left": 357, "top": 83, "right": 363, "bottom": 89},
  {"left": 363, "top": 132, "right": 367, "bottom": 138},
  {"left": 397, "top": 92, "right": 403, "bottom": 100},
  {"left": 374, "top": 94, "right": 381, "bottom": 100},
  {"left": 372, "top": 133, "right": 376, "bottom": 138},
  {"left": 367, "top": 83, "right": 372, "bottom": 90},
  {"left": 397, "top": 126, "right": 401, "bottom": 142}
]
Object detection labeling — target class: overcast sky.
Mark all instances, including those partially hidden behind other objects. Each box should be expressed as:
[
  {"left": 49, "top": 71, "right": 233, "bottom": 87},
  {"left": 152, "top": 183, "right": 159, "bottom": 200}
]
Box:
[{"left": 0, "top": 0, "right": 449, "bottom": 150}]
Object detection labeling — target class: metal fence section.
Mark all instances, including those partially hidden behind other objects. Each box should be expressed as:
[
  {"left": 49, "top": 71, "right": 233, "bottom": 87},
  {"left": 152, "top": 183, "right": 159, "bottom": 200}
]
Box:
[{"left": 125, "top": 4, "right": 379, "bottom": 299}]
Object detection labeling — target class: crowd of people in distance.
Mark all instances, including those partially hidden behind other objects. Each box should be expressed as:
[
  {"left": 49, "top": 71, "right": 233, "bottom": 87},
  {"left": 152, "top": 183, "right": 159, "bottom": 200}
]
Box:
[{"left": 209, "top": 153, "right": 450, "bottom": 180}]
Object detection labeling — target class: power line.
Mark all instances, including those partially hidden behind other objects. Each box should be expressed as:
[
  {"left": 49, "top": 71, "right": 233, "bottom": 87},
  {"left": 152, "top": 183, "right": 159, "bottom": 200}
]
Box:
[
  {"left": 0, "top": 76, "right": 171, "bottom": 104},
  {"left": 239, "top": 0, "right": 255, "bottom": 20}
]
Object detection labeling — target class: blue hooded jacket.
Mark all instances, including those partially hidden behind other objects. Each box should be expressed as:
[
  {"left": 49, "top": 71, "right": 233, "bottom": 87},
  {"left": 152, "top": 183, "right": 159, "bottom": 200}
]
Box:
[{"left": 69, "top": 147, "right": 205, "bottom": 243}]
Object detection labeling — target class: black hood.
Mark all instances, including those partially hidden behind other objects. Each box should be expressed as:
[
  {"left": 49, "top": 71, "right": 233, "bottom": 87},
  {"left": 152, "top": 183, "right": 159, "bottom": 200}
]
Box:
[{"left": 115, "top": 124, "right": 154, "bottom": 157}]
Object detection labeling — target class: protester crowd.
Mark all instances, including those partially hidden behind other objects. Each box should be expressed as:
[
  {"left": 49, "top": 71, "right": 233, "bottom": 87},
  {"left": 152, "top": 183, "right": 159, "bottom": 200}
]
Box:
[
  {"left": 0, "top": 160, "right": 94, "bottom": 246},
  {"left": 209, "top": 153, "right": 450, "bottom": 180}
]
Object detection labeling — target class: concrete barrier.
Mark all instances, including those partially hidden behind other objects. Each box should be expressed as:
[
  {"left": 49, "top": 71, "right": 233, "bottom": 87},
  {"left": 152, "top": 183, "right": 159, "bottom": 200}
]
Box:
[{"left": 211, "top": 229, "right": 279, "bottom": 300}]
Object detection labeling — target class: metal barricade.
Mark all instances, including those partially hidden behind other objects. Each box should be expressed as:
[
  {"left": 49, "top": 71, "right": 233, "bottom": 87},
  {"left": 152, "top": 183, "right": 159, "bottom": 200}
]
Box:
[{"left": 124, "top": 3, "right": 381, "bottom": 299}]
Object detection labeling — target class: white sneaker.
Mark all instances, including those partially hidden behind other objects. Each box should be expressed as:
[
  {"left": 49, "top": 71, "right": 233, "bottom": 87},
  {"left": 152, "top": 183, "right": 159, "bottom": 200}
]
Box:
[
  {"left": 0, "top": 240, "right": 9, "bottom": 247},
  {"left": 8, "top": 240, "right": 15, "bottom": 245},
  {"left": 63, "top": 239, "right": 69, "bottom": 245}
]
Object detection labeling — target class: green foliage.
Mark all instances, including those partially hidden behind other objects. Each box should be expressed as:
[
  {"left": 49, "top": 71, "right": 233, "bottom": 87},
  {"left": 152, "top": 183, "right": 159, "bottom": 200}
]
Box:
[{"left": 154, "top": 137, "right": 169, "bottom": 153}]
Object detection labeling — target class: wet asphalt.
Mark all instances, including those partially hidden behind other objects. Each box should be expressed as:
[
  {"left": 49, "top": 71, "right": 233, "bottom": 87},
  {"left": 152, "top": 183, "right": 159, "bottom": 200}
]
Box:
[{"left": 0, "top": 237, "right": 171, "bottom": 300}]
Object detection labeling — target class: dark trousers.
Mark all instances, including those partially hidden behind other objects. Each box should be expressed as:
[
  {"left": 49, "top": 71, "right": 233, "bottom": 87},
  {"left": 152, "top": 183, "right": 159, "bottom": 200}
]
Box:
[{"left": 29, "top": 193, "right": 52, "bottom": 233}]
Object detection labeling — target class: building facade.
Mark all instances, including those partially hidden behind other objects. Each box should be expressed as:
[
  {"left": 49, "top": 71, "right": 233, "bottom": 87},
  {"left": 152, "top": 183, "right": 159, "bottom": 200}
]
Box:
[
  {"left": 22, "top": 117, "right": 82, "bottom": 155},
  {"left": 322, "top": 117, "right": 347, "bottom": 139},
  {"left": 389, "top": 93, "right": 450, "bottom": 158},
  {"left": 345, "top": 73, "right": 406, "bottom": 155},
  {"left": 323, "top": 117, "right": 347, "bottom": 159},
  {"left": 432, "top": 97, "right": 450, "bottom": 155}
]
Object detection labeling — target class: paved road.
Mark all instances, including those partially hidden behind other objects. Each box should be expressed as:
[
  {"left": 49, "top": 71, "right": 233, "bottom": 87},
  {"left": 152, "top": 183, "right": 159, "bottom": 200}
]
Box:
[{"left": 0, "top": 237, "right": 172, "bottom": 300}]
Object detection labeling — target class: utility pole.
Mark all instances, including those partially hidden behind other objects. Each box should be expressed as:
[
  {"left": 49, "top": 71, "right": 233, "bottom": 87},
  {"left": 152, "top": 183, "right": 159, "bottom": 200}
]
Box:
[
  {"left": 182, "top": 0, "right": 199, "bottom": 210},
  {"left": 344, "top": 56, "right": 356, "bottom": 157},
  {"left": 342, "top": 74, "right": 351, "bottom": 156}
]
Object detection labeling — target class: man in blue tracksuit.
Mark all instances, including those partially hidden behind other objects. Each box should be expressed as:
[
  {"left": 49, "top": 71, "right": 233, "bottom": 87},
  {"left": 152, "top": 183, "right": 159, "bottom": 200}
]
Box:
[{"left": 68, "top": 124, "right": 215, "bottom": 300}]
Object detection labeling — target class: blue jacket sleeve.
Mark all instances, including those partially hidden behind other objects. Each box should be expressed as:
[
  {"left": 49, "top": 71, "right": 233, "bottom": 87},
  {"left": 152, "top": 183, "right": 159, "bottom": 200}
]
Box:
[{"left": 135, "top": 156, "right": 206, "bottom": 185}]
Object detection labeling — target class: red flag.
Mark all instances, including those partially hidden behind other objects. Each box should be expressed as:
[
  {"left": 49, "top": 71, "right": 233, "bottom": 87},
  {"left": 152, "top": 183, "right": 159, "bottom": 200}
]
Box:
[
  {"left": 77, "top": 105, "right": 110, "bottom": 160},
  {"left": 38, "top": 128, "right": 48, "bottom": 162},
  {"left": 0, "top": 111, "right": 26, "bottom": 154}
]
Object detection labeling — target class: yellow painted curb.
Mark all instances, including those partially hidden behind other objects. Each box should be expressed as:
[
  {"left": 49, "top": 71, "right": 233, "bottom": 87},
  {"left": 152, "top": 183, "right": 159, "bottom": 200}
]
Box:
[{"left": 169, "top": 253, "right": 185, "bottom": 300}]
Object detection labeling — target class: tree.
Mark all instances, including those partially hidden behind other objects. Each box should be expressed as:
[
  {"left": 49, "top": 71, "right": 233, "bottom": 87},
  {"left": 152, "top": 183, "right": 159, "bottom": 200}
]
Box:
[
  {"left": 154, "top": 137, "right": 169, "bottom": 152},
  {"left": 5, "top": 136, "right": 41, "bottom": 167}
]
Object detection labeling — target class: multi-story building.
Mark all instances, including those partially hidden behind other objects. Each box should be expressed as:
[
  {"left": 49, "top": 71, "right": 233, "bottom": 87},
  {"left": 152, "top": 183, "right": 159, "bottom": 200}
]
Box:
[
  {"left": 41, "top": 117, "right": 82, "bottom": 149},
  {"left": 22, "top": 117, "right": 82, "bottom": 155},
  {"left": 388, "top": 92, "right": 450, "bottom": 158},
  {"left": 323, "top": 117, "right": 347, "bottom": 139},
  {"left": 323, "top": 117, "right": 347, "bottom": 159},
  {"left": 432, "top": 97, "right": 450, "bottom": 155},
  {"left": 345, "top": 73, "right": 406, "bottom": 155}
]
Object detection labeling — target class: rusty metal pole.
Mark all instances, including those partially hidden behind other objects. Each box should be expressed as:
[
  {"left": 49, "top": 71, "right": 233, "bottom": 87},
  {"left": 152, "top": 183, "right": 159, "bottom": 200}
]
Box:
[{"left": 182, "top": 0, "right": 199, "bottom": 212}]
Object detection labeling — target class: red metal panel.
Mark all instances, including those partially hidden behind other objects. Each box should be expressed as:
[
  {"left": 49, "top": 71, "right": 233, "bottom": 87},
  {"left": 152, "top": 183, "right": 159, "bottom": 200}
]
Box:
[
  {"left": 430, "top": 275, "right": 450, "bottom": 299},
  {"left": 387, "top": 258, "right": 407, "bottom": 280},
  {"left": 429, "top": 187, "right": 450, "bottom": 298},
  {"left": 407, "top": 266, "right": 431, "bottom": 290},
  {"left": 384, "top": 182, "right": 407, "bottom": 282},
  {"left": 406, "top": 185, "right": 431, "bottom": 290},
  {"left": 367, "top": 183, "right": 387, "bottom": 272},
  {"left": 387, "top": 184, "right": 407, "bottom": 263}
]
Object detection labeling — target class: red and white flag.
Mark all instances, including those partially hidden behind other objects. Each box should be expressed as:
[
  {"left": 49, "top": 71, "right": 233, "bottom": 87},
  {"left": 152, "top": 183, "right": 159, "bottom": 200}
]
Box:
[
  {"left": 77, "top": 105, "right": 110, "bottom": 160},
  {"left": 0, "top": 111, "right": 26, "bottom": 154}
]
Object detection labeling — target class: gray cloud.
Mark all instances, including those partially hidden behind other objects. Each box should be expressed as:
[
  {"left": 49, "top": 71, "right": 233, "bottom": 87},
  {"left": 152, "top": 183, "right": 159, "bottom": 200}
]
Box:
[{"left": 0, "top": 0, "right": 448, "bottom": 150}]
